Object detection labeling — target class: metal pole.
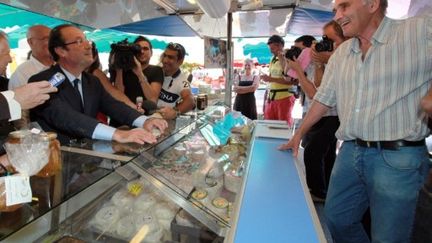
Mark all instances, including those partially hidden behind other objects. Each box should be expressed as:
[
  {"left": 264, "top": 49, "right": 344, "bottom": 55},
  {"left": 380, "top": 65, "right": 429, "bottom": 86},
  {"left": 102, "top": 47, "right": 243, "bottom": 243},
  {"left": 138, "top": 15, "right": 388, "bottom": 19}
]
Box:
[{"left": 224, "top": 12, "right": 233, "bottom": 107}]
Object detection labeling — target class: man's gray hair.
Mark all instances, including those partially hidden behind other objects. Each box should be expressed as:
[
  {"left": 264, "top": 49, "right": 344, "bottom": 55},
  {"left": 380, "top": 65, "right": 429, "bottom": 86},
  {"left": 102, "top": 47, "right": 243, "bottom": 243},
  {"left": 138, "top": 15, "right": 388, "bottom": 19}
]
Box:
[{"left": 363, "top": 0, "right": 388, "bottom": 15}]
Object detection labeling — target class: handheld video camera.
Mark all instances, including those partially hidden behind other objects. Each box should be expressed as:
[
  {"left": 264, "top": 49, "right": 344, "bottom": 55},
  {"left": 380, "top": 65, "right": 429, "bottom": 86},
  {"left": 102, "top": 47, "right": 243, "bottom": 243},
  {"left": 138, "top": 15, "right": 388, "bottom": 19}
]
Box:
[
  {"left": 284, "top": 46, "right": 302, "bottom": 61},
  {"left": 315, "top": 35, "right": 334, "bottom": 52},
  {"left": 110, "top": 39, "right": 141, "bottom": 70}
]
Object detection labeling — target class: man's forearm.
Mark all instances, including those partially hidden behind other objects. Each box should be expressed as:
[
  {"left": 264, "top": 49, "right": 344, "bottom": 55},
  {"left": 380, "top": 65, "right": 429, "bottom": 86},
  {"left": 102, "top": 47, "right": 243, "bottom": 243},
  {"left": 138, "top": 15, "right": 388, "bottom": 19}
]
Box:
[
  {"left": 138, "top": 76, "right": 159, "bottom": 103},
  {"left": 177, "top": 95, "right": 195, "bottom": 113}
]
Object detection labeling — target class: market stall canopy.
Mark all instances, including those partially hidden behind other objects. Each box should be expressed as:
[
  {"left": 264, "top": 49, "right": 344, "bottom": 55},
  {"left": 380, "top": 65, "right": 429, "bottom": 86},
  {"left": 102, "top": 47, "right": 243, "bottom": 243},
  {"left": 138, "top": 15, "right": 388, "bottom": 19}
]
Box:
[
  {"left": 0, "top": 0, "right": 337, "bottom": 38},
  {"left": 0, "top": 0, "right": 332, "bottom": 29},
  {"left": 1, "top": 0, "right": 426, "bottom": 41},
  {"left": 0, "top": 0, "right": 430, "bottom": 64}
]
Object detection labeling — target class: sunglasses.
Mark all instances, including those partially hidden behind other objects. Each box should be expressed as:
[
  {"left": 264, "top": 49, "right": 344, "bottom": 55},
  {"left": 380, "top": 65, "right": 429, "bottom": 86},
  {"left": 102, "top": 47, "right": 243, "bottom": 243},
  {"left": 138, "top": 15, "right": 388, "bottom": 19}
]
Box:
[{"left": 167, "top": 42, "right": 185, "bottom": 57}]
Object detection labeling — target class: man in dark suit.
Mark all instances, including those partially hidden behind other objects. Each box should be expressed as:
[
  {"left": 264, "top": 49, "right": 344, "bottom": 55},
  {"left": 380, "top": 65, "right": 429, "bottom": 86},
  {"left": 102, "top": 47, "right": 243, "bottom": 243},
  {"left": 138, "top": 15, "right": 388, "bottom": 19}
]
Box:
[{"left": 29, "top": 24, "right": 167, "bottom": 145}]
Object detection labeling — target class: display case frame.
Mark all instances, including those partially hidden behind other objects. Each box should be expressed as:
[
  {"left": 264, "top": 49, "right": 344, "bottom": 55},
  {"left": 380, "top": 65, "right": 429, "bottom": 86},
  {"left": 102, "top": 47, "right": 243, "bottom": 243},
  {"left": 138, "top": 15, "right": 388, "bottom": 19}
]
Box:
[{"left": 1, "top": 105, "right": 250, "bottom": 242}]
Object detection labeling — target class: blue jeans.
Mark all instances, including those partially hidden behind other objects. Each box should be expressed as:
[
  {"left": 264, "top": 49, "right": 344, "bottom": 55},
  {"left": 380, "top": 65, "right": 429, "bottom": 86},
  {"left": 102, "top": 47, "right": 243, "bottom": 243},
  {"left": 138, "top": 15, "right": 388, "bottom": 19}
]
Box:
[{"left": 324, "top": 141, "right": 429, "bottom": 243}]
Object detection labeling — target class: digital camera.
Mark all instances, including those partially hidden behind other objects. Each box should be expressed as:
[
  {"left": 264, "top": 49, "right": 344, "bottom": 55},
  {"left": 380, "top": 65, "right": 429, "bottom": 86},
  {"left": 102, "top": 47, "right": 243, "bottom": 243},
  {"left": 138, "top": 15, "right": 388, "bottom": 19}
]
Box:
[
  {"left": 110, "top": 39, "right": 141, "bottom": 70},
  {"left": 315, "top": 35, "right": 334, "bottom": 52},
  {"left": 284, "top": 46, "right": 302, "bottom": 61}
]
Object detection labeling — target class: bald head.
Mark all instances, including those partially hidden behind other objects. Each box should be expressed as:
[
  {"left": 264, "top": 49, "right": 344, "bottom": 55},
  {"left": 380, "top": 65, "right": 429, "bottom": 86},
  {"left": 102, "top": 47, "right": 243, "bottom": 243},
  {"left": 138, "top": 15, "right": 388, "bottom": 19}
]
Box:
[
  {"left": 27, "top": 25, "right": 51, "bottom": 39},
  {"left": 26, "top": 25, "right": 53, "bottom": 65}
]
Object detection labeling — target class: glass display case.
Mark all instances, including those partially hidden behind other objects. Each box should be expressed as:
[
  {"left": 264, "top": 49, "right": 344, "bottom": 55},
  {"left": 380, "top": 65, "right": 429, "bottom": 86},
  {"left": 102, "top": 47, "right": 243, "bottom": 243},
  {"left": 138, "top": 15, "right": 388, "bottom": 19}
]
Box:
[{"left": 0, "top": 106, "right": 254, "bottom": 242}]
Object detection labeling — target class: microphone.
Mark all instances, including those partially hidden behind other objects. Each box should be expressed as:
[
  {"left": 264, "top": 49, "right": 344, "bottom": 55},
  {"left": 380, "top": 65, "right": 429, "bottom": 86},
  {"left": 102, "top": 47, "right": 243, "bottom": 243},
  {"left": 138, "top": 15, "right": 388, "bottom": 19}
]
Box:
[
  {"left": 136, "top": 96, "right": 143, "bottom": 110},
  {"left": 142, "top": 100, "right": 157, "bottom": 115},
  {"left": 48, "top": 72, "right": 66, "bottom": 87}
]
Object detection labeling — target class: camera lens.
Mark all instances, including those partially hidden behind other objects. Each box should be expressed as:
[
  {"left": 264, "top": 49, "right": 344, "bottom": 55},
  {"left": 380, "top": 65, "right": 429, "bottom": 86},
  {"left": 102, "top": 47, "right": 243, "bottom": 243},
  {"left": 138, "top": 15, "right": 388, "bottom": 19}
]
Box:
[
  {"left": 285, "top": 46, "right": 302, "bottom": 61},
  {"left": 315, "top": 36, "right": 334, "bottom": 52}
]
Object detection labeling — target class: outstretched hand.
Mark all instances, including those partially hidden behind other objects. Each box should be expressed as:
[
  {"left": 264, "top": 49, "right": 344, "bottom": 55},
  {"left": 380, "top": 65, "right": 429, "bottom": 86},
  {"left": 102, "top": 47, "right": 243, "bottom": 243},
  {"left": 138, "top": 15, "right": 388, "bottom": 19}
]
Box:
[
  {"left": 143, "top": 117, "right": 168, "bottom": 133},
  {"left": 14, "top": 81, "right": 57, "bottom": 109},
  {"left": 112, "top": 128, "right": 157, "bottom": 144},
  {"left": 278, "top": 133, "right": 302, "bottom": 157}
]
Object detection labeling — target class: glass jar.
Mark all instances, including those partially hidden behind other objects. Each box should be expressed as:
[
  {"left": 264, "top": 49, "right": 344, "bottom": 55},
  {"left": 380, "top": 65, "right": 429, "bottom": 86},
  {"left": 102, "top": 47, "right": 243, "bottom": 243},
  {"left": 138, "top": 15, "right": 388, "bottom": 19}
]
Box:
[
  {"left": 6, "top": 130, "right": 31, "bottom": 144},
  {"left": 3, "top": 130, "right": 31, "bottom": 173},
  {"left": 36, "top": 132, "right": 62, "bottom": 177},
  {"left": 197, "top": 94, "right": 208, "bottom": 110}
]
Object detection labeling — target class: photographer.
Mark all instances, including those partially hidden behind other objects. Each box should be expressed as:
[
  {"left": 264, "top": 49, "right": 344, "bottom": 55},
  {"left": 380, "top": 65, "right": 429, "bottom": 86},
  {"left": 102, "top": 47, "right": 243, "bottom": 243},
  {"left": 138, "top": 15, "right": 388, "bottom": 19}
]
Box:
[
  {"left": 285, "top": 21, "right": 347, "bottom": 203},
  {"left": 110, "top": 36, "right": 163, "bottom": 117}
]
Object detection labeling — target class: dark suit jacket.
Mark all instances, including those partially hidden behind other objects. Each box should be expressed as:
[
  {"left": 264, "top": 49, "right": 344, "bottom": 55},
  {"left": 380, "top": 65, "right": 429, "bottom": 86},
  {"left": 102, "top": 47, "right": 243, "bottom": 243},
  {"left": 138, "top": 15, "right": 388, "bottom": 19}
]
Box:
[
  {"left": 29, "top": 64, "right": 142, "bottom": 144},
  {"left": 0, "top": 76, "right": 14, "bottom": 155},
  {"left": 0, "top": 93, "right": 11, "bottom": 122},
  {"left": 0, "top": 76, "right": 11, "bottom": 122}
]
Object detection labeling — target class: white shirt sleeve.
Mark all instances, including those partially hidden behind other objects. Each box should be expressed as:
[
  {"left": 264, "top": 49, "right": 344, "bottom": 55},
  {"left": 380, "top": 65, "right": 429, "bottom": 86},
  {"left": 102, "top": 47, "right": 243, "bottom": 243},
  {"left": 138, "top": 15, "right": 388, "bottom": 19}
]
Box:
[{"left": 1, "top": 91, "right": 22, "bottom": 121}]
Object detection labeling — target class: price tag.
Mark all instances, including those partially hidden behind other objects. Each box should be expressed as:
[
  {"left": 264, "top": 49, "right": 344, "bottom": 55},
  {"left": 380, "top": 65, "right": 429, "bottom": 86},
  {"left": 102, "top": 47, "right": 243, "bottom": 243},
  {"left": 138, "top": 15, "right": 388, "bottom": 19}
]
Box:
[
  {"left": 30, "top": 128, "right": 41, "bottom": 134},
  {"left": 5, "top": 175, "right": 32, "bottom": 206}
]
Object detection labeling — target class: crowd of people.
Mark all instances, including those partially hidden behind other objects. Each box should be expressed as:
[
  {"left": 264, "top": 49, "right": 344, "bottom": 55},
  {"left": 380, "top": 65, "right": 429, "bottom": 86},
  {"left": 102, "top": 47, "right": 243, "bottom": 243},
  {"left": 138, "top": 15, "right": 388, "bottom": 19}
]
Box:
[
  {"left": 0, "top": 24, "right": 200, "bottom": 167},
  {"left": 0, "top": 0, "right": 431, "bottom": 241}
]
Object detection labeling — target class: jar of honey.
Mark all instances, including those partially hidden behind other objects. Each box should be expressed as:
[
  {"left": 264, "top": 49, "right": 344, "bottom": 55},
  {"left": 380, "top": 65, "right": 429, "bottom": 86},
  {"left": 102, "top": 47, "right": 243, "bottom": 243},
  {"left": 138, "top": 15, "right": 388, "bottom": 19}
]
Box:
[
  {"left": 197, "top": 94, "right": 208, "bottom": 110},
  {"left": 36, "top": 132, "right": 62, "bottom": 177}
]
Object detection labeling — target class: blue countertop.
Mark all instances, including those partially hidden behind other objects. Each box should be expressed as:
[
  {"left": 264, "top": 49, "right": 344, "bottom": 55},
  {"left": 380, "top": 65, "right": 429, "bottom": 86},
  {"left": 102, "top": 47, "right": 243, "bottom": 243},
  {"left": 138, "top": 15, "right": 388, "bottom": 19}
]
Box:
[{"left": 232, "top": 137, "right": 323, "bottom": 243}]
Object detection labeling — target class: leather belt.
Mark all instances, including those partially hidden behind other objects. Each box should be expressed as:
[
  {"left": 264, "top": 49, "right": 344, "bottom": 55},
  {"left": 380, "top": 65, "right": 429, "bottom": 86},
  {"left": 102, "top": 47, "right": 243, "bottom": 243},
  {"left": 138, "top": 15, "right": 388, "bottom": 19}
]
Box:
[{"left": 355, "top": 138, "right": 425, "bottom": 150}]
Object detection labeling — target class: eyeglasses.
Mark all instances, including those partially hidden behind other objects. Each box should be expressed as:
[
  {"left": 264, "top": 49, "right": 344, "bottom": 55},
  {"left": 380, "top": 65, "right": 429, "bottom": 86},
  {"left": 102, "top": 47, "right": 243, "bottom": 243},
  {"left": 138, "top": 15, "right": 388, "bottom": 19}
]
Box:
[
  {"left": 167, "top": 42, "right": 185, "bottom": 57},
  {"left": 64, "top": 38, "right": 92, "bottom": 47}
]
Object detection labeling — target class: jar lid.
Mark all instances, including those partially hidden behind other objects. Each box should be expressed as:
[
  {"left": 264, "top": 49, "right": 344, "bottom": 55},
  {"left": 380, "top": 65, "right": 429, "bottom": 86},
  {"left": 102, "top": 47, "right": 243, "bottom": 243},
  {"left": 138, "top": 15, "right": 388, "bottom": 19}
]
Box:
[
  {"left": 40, "top": 132, "right": 57, "bottom": 140},
  {"left": 46, "top": 132, "right": 58, "bottom": 139},
  {"left": 8, "top": 130, "right": 31, "bottom": 138}
]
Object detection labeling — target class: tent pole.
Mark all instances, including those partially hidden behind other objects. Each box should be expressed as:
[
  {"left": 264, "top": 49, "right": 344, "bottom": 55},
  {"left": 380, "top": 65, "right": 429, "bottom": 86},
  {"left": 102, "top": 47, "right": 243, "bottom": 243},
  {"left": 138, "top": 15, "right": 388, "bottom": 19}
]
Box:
[{"left": 224, "top": 12, "right": 233, "bottom": 108}]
